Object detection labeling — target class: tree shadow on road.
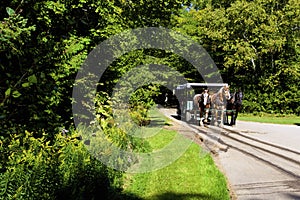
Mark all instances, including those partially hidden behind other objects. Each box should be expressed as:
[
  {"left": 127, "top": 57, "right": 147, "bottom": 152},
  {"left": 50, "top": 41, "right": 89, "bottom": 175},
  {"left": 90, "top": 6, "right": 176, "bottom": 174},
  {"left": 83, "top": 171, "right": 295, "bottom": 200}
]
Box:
[{"left": 284, "top": 193, "right": 300, "bottom": 200}]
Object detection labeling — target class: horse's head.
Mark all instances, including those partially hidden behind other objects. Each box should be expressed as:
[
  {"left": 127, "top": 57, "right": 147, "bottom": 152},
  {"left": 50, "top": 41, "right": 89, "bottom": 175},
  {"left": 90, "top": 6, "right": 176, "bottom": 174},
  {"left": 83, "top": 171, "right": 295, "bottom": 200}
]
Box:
[{"left": 228, "top": 93, "right": 235, "bottom": 104}]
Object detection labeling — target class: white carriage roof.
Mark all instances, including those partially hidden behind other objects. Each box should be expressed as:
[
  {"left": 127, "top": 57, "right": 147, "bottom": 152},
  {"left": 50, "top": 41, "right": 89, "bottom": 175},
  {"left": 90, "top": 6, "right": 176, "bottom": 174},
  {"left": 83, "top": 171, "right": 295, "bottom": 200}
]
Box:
[{"left": 176, "top": 83, "right": 228, "bottom": 89}]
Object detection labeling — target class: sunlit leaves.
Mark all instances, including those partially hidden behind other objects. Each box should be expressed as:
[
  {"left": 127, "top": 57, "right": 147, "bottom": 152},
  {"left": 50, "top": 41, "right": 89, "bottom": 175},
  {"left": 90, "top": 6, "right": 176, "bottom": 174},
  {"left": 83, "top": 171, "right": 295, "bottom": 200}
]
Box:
[{"left": 175, "top": 0, "right": 300, "bottom": 114}]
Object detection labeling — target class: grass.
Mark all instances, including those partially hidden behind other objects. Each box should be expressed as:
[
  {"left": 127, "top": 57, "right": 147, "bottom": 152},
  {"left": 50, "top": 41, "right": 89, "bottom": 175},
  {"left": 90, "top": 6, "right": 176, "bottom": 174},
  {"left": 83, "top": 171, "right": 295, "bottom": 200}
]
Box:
[
  {"left": 238, "top": 112, "right": 300, "bottom": 125},
  {"left": 123, "top": 107, "right": 230, "bottom": 200}
]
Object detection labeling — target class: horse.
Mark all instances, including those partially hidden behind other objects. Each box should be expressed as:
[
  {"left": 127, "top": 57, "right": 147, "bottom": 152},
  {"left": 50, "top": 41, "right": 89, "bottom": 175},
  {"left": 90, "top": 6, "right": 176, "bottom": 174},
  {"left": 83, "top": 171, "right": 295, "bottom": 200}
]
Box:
[
  {"left": 225, "top": 93, "right": 236, "bottom": 126},
  {"left": 193, "top": 89, "right": 210, "bottom": 126},
  {"left": 210, "top": 85, "right": 231, "bottom": 127},
  {"left": 233, "top": 89, "right": 243, "bottom": 125},
  {"left": 224, "top": 89, "right": 243, "bottom": 126}
]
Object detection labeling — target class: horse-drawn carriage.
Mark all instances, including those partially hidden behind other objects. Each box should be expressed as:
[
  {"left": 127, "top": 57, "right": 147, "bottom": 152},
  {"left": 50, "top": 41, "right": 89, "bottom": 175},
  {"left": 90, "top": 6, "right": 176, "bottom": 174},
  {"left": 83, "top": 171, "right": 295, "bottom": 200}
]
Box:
[{"left": 174, "top": 83, "right": 241, "bottom": 127}]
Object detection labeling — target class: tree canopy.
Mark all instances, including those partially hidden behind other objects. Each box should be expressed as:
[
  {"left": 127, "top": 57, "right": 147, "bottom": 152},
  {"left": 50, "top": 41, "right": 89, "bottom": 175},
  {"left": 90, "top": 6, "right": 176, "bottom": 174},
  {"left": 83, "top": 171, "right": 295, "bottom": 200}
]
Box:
[{"left": 174, "top": 0, "right": 300, "bottom": 114}]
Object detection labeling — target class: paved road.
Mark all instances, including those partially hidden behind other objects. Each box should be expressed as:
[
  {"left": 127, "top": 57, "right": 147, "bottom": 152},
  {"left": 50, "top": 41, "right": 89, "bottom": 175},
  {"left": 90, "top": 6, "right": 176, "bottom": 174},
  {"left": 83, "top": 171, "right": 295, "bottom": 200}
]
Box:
[
  {"left": 216, "top": 121, "right": 300, "bottom": 200},
  {"left": 233, "top": 121, "right": 300, "bottom": 152},
  {"left": 159, "top": 108, "right": 300, "bottom": 200}
]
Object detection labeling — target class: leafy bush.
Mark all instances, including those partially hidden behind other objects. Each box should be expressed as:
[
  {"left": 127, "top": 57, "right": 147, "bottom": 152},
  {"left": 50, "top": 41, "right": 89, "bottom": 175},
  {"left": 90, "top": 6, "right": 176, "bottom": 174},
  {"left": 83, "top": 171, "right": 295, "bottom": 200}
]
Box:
[
  {"left": 0, "top": 88, "right": 151, "bottom": 199},
  {"left": 0, "top": 131, "right": 127, "bottom": 200},
  {"left": 242, "top": 88, "right": 300, "bottom": 116}
]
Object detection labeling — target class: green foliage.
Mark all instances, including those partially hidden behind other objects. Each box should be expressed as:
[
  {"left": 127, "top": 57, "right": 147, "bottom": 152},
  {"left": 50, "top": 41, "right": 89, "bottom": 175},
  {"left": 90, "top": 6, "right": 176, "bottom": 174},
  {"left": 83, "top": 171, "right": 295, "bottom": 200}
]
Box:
[
  {"left": 0, "top": 7, "right": 36, "bottom": 54},
  {"left": 0, "top": 4, "right": 93, "bottom": 134},
  {"left": 175, "top": 0, "right": 300, "bottom": 115},
  {"left": 0, "top": 0, "right": 190, "bottom": 135},
  {"left": 0, "top": 130, "right": 127, "bottom": 200},
  {"left": 129, "top": 85, "right": 160, "bottom": 126},
  {"left": 0, "top": 89, "right": 151, "bottom": 199},
  {"left": 94, "top": 92, "right": 151, "bottom": 153},
  {"left": 242, "top": 88, "right": 300, "bottom": 115},
  {"left": 0, "top": 7, "right": 37, "bottom": 131}
]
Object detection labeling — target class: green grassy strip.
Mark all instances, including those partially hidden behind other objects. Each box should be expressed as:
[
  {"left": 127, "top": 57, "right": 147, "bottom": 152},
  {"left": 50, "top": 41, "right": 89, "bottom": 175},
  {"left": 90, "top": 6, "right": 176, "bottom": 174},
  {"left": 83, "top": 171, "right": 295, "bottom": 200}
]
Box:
[
  {"left": 239, "top": 113, "right": 300, "bottom": 125},
  {"left": 123, "top": 108, "right": 230, "bottom": 200}
]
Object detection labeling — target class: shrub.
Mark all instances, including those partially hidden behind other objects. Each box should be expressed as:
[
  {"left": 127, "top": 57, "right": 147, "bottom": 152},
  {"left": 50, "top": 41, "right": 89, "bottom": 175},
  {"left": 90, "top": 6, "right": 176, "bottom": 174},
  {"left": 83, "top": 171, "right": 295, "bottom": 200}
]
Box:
[{"left": 0, "top": 131, "right": 125, "bottom": 200}]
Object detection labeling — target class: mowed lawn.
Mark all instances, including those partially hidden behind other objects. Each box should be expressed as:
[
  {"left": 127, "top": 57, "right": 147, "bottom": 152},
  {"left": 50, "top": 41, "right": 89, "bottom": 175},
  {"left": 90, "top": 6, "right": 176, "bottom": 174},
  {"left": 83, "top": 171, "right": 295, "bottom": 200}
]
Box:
[
  {"left": 238, "top": 113, "right": 300, "bottom": 125},
  {"left": 123, "top": 108, "right": 231, "bottom": 200}
]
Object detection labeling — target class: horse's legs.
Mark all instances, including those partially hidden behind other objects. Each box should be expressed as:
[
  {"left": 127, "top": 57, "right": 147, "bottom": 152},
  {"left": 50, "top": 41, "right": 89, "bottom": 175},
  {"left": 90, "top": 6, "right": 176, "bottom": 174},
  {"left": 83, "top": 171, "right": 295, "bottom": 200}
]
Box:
[
  {"left": 204, "top": 108, "right": 209, "bottom": 123},
  {"left": 229, "top": 111, "right": 234, "bottom": 126},
  {"left": 213, "top": 108, "right": 218, "bottom": 126},
  {"left": 199, "top": 107, "right": 204, "bottom": 126},
  {"left": 219, "top": 108, "right": 224, "bottom": 127},
  {"left": 228, "top": 112, "right": 232, "bottom": 125},
  {"left": 225, "top": 111, "right": 229, "bottom": 125},
  {"left": 233, "top": 110, "right": 238, "bottom": 125}
]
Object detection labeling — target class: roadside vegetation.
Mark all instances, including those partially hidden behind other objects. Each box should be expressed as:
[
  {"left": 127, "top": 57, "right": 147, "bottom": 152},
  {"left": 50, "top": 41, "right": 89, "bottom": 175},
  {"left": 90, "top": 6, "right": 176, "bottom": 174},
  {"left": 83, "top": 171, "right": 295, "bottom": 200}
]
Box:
[
  {"left": 239, "top": 113, "right": 300, "bottom": 125},
  {"left": 123, "top": 108, "right": 231, "bottom": 200},
  {"left": 124, "top": 142, "right": 230, "bottom": 200}
]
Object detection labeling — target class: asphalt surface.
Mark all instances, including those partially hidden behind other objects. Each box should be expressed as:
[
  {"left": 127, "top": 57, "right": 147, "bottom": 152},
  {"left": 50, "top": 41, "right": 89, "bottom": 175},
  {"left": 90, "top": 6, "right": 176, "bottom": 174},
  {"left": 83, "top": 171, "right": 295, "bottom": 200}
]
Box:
[
  {"left": 233, "top": 121, "right": 300, "bottom": 152},
  {"left": 218, "top": 121, "right": 300, "bottom": 200},
  {"left": 159, "top": 108, "right": 300, "bottom": 200}
]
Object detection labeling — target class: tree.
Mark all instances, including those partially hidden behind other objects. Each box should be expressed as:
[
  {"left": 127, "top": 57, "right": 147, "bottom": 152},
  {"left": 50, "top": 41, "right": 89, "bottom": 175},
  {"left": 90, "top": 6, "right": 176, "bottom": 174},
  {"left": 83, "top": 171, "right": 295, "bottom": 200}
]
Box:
[
  {"left": 1, "top": 1, "right": 193, "bottom": 198},
  {"left": 174, "top": 0, "right": 300, "bottom": 114},
  {"left": 0, "top": 0, "right": 190, "bottom": 135}
]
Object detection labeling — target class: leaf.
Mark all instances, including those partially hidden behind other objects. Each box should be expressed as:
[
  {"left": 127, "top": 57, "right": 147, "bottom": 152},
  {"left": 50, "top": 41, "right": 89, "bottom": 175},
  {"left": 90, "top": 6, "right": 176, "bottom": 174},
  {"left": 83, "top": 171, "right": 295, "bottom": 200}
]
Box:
[
  {"left": 5, "top": 88, "right": 11, "bottom": 97},
  {"left": 22, "top": 82, "right": 30, "bottom": 88},
  {"left": 40, "top": 72, "right": 45, "bottom": 79},
  {"left": 6, "top": 7, "right": 15, "bottom": 16},
  {"left": 12, "top": 90, "right": 21, "bottom": 98},
  {"left": 28, "top": 75, "right": 37, "bottom": 84}
]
